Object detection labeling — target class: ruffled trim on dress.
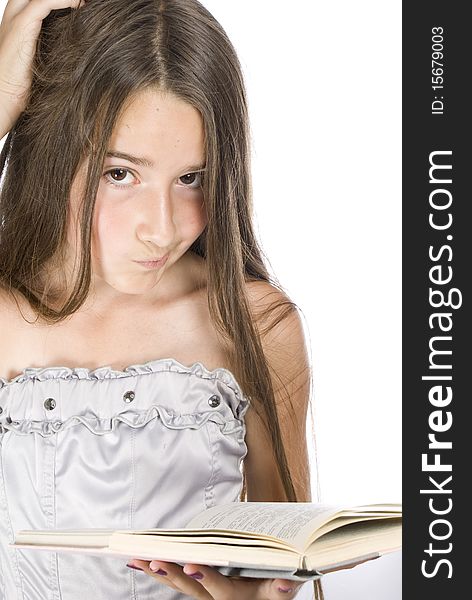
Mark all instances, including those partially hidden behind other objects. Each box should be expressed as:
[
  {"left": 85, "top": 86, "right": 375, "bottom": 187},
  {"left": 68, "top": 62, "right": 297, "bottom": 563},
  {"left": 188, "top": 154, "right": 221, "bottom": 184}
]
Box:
[
  {"left": 1, "top": 404, "right": 247, "bottom": 437},
  {"left": 0, "top": 358, "right": 251, "bottom": 437},
  {"left": 0, "top": 358, "right": 243, "bottom": 396}
]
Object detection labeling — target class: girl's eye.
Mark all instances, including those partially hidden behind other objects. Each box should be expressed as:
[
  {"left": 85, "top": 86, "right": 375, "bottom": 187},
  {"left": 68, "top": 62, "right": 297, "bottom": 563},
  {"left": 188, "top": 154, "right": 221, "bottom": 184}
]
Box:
[
  {"left": 103, "top": 168, "right": 204, "bottom": 189},
  {"left": 179, "top": 171, "right": 204, "bottom": 189},
  {"left": 103, "top": 168, "right": 135, "bottom": 188}
]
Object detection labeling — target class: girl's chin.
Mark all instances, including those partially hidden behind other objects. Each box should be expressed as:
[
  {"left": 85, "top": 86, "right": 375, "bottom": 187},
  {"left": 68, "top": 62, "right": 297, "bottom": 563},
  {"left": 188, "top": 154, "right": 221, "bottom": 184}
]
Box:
[{"left": 92, "top": 273, "right": 163, "bottom": 298}]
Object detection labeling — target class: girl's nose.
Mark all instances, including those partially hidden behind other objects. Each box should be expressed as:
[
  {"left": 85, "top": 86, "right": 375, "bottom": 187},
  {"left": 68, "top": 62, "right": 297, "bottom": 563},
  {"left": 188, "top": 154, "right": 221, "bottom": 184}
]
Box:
[{"left": 137, "top": 190, "right": 176, "bottom": 248}]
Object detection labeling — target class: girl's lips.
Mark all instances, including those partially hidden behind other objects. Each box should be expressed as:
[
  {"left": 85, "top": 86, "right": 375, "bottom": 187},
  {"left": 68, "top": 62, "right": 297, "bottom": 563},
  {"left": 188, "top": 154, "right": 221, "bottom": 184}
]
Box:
[{"left": 133, "top": 254, "right": 169, "bottom": 269}]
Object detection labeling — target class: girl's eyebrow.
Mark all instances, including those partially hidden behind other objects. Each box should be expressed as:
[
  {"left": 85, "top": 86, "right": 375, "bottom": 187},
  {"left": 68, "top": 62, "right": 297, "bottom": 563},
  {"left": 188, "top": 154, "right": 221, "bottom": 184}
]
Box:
[
  {"left": 105, "top": 150, "right": 206, "bottom": 172},
  {"left": 106, "top": 150, "right": 154, "bottom": 168}
]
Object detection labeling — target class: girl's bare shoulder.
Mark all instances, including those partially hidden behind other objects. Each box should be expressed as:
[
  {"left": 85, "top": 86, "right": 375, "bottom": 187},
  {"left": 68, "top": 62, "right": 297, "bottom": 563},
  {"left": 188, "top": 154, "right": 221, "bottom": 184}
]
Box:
[
  {"left": 244, "top": 279, "right": 296, "bottom": 329},
  {"left": 245, "top": 279, "right": 291, "bottom": 305},
  {"left": 0, "top": 286, "right": 31, "bottom": 379},
  {"left": 0, "top": 282, "right": 43, "bottom": 325},
  {"left": 0, "top": 282, "right": 42, "bottom": 328},
  {"left": 0, "top": 284, "right": 25, "bottom": 327}
]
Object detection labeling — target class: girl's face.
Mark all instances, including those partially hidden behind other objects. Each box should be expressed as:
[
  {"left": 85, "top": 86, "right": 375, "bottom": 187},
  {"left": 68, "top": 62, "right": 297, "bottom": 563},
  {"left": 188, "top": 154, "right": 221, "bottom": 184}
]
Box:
[{"left": 69, "top": 88, "right": 207, "bottom": 304}]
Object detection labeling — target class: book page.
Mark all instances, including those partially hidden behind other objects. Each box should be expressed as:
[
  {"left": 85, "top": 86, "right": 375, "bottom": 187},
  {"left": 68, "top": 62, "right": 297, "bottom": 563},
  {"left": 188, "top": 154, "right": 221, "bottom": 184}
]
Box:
[
  {"left": 186, "top": 502, "right": 344, "bottom": 550},
  {"left": 306, "top": 518, "right": 402, "bottom": 569}
]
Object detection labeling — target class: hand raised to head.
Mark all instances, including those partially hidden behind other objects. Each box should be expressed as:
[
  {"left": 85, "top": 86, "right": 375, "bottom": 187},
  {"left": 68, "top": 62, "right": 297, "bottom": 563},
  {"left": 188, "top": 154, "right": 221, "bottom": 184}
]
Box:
[{"left": 0, "top": 0, "right": 86, "bottom": 137}]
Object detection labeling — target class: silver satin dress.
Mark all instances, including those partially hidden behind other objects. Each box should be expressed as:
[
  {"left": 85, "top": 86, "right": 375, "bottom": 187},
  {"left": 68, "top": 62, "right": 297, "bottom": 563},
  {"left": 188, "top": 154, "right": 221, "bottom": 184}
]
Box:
[{"left": 0, "top": 358, "right": 250, "bottom": 599}]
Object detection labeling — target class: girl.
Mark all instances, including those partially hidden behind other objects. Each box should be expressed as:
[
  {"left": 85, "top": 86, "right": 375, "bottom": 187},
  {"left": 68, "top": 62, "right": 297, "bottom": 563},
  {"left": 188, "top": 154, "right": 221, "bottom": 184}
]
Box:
[{"left": 0, "top": 1, "right": 322, "bottom": 598}]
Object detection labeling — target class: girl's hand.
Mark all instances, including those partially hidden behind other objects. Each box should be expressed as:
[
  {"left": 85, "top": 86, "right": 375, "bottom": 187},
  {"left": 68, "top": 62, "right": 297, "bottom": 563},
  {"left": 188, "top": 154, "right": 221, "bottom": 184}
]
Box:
[
  {"left": 127, "top": 558, "right": 305, "bottom": 599},
  {"left": 0, "top": 0, "right": 85, "bottom": 136}
]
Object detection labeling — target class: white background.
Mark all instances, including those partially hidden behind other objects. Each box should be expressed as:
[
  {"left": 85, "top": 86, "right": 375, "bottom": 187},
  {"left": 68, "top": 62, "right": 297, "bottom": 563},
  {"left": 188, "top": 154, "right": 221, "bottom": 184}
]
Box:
[
  {"left": 201, "top": 3, "right": 402, "bottom": 597},
  {"left": 202, "top": 0, "right": 402, "bottom": 506},
  {"left": 0, "top": 1, "right": 402, "bottom": 597}
]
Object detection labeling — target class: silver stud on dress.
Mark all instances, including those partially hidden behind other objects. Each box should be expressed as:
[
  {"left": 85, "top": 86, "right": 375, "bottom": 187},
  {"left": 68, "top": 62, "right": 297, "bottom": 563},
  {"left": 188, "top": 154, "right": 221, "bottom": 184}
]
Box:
[
  {"left": 123, "top": 390, "right": 135, "bottom": 403},
  {"left": 44, "top": 398, "right": 56, "bottom": 410},
  {"left": 208, "top": 394, "right": 220, "bottom": 408}
]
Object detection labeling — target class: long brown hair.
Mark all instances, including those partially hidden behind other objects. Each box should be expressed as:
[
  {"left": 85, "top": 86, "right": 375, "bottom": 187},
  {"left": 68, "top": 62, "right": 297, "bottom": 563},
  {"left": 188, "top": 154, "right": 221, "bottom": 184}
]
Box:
[{"left": 0, "top": 2, "right": 321, "bottom": 595}]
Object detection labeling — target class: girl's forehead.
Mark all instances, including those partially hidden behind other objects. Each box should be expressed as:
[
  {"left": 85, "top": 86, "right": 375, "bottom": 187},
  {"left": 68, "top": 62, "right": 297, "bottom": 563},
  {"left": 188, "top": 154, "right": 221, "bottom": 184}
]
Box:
[
  {"left": 108, "top": 90, "right": 205, "bottom": 164},
  {"left": 116, "top": 89, "right": 202, "bottom": 131}
]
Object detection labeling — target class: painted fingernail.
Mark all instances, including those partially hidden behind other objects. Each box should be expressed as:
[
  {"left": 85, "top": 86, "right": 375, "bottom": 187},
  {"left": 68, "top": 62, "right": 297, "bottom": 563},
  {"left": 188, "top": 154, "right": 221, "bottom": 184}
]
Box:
[
  {"left": 149, "top": 565, "right": 168, "bottom": 575},
  {"left": 278, "top": 586, "right": 293, "bottom": 593},
  {"left": 188, "top": 571, "right": 204, "bottom": 580},
  {"left": 126, "top": 563, "right": 144, "bottom": 572}
]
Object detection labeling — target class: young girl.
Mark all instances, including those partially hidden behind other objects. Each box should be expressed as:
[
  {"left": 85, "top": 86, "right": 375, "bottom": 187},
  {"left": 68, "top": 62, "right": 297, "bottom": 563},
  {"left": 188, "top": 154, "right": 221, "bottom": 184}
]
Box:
[{"left": 0, "top": 1, "right": 322, "bottom": 598}]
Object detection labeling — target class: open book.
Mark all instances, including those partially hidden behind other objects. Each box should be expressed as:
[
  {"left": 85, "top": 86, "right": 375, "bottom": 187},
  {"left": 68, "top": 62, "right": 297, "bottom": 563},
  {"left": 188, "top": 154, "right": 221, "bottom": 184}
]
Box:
[{"left": 11, "top": 502, "right": 402, "bottom": 582}]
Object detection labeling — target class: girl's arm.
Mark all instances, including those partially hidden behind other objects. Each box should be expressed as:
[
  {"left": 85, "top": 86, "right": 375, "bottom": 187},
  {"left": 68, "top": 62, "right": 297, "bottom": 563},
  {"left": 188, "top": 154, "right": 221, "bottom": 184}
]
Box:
[{"left": 244, "top": 281, "right": 312, "bottom": 503}]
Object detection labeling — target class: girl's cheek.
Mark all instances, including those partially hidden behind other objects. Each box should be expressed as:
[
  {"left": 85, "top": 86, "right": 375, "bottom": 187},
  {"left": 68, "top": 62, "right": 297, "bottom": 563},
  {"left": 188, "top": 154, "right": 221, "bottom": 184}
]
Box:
[{"left": 180, "top": 198, "right": 208, "bottom": 231}]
